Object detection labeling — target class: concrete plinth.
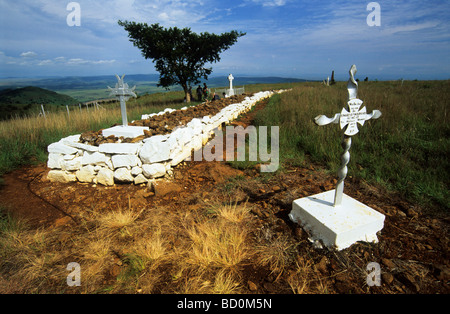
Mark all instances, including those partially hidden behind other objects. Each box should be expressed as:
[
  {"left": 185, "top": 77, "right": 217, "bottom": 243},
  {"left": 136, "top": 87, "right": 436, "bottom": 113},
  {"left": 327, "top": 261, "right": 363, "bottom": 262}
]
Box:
[
  {"left": 102, "top": 126, "right": 149, "bottom": 139},
  {"left": 289, "top": 190, "right": 385, "bottom": 250}
]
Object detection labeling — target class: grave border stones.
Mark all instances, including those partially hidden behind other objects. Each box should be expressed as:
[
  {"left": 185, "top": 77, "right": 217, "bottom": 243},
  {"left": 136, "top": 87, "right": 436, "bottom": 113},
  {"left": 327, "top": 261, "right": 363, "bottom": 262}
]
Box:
[{"left": 47, "top": 90, "right": 289, "bottom": 186}]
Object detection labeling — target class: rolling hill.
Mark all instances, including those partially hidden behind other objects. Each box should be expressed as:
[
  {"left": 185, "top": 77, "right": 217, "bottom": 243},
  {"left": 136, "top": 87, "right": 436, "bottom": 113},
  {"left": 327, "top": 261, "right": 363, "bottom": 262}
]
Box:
[{"left": 0, "top": 86, "right": 78, "bottom": 120}]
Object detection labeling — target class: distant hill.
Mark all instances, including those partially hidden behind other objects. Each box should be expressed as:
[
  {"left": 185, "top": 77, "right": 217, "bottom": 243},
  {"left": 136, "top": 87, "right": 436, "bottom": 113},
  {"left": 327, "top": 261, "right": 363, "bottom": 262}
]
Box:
[
  {"left": 0, "top": 74, "right": 309, "bottom": 103},
  {"left": 0, "top": 86, "right": 78, "bottom": 120}
]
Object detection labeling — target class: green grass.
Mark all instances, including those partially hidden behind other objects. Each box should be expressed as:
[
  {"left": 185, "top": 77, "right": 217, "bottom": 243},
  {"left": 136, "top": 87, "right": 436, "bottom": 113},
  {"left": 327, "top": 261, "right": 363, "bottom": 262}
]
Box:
[{"left": 251, "top": 80, "right": 450, "bottom": 212}]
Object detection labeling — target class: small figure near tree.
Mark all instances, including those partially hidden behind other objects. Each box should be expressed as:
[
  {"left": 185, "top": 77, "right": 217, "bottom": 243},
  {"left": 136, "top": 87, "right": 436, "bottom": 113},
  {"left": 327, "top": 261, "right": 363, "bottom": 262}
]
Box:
[
  {"left": 202, "top": 83, "right": 210, "bottom": 102},
  {"left": 196, "top": 85, "right": 203, "bottom": 102},
  {"left": 118, "top": 21, "right": 245, "bottom": 103}
]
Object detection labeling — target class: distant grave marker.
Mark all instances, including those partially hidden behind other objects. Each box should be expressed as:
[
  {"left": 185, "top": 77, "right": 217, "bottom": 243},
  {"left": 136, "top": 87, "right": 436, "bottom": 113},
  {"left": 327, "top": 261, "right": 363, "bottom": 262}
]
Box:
[
  {"left": 228, "top": 73, "right": 235, "bottom": 96},
  {"left": 289, "top": 65, "right": 385, "bottom": 250}
]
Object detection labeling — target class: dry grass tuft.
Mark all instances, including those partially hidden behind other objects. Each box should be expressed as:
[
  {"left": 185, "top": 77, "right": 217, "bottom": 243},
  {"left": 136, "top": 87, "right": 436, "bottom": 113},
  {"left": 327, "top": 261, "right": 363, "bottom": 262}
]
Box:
[
  {"left": 185, "top": 219, "right": 250, "bottom": 269},
  {"left": 0, "top": 196, "right": 304, "bottom": 293}
]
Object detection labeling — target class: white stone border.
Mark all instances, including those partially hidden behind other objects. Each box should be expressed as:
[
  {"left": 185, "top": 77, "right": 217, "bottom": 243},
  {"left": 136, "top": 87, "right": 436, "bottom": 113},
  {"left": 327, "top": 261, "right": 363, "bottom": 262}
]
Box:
[{"left": 47, "top": 90, "right": 289, "bottom": 185}]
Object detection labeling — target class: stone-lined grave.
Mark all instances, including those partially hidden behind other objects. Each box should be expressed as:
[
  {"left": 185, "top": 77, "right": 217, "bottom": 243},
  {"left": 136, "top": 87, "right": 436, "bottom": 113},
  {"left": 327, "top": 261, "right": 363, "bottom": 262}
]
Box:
[{"left": 47, "top": 85, "right": 289, "bottom": 185}]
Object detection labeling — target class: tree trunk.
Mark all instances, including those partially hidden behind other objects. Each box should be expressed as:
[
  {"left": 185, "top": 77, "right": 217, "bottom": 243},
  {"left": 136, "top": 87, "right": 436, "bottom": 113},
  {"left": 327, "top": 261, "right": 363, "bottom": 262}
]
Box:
[{"left": 182, "top": 84, "right": 191, "bottom": 103}]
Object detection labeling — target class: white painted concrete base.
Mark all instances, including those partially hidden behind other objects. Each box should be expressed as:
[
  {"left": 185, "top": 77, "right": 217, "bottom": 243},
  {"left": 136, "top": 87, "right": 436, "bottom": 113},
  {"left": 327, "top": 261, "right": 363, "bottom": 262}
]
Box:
[
  {"left": 289, "top": 190, "right": 385, "bottom": 250},
  {"left": 102, "top": 125, "right": 149, "bottom": 139}
]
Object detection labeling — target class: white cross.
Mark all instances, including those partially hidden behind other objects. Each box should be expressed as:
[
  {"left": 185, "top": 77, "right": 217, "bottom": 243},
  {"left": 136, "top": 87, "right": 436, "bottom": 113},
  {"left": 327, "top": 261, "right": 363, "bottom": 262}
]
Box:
[
  {"left": 314, "top": 65, "right": 382, "bottom": 206},
  {"left": 108, "top": 74, "right": 137, "bottom": 127},
  {"left": 228, "top": 73, "right": 234, "bottom": 90}
]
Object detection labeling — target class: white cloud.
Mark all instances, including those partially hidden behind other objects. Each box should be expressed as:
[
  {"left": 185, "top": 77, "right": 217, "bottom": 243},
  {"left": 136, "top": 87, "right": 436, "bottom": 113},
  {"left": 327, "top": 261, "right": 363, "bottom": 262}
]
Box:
[
  {"left": 250, "top": 0, "right": 287, "bottom": 7},
  {"left": 20, "top": 51, "right": 38, "bottom": 58},
  {"left": 92, "top": 59, "right": 116, "bottom": 65},
  {"left": 66, "top": 58, "right": 115, "bottom": 65},
  {"left": 38, "top": 59, "right": 53, "bottom": 66},
  {"left": 384, "top": 22, "right": 440, "bottom": 35}
]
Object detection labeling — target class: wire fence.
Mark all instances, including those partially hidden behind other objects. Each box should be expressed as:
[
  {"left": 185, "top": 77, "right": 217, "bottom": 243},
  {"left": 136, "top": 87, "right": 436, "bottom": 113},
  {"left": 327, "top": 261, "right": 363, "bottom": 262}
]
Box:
[{"left": 212, "top": 87, "right": 245, "bottom": 97}]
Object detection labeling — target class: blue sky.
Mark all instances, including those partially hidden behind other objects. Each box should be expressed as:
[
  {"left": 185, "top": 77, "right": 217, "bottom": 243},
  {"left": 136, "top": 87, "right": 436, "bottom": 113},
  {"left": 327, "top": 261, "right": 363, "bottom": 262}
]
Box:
[{"left": 0, "top": 0, "right": 449, "bottom": 80}]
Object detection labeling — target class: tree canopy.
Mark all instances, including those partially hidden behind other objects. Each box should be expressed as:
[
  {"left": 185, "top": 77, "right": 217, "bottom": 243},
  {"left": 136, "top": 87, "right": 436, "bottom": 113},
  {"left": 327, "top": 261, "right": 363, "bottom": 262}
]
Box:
[{"left": 118, "top": 21, "right": 246, "bottom": 102}]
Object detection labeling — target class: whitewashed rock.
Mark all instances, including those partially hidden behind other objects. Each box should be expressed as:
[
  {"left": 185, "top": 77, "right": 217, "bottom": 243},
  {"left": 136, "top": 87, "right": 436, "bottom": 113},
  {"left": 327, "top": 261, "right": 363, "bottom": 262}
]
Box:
[
  {"left": 131, "top": 166, "right": 143, "bottom": 176},
  {"left": 202, "top": 116, "right": 211, "bottom": 124},
  {"left": 142, "top": 163, "right": 166, "bottom": 179},
  {"left": 170, "top": 145, "right": 192, "bottom": 166},
  {"left": 166, "top": 134, "right": 179, "bottom": 153},
  {"left": 102, "top": 125, "right": 149, "bottom": 139},
  {"left": 141, "top": 113, "right": 157, "bottom": 119},
  {"left": 189, "top": 134, "right": 203, "bottom": 151},
  {"left": 48, "top": 142, "right": 78, "bottom": 155},
  {"left": 114, "top": 168, "right": 134, "bottom": 182},
  {"left": 111, "top": 154, "right": 139, "bottom": 169},
  {"left": 63, "top": 154, "right": 76, "bottom": 161},
  {"left": 61, "top": 134, "right": 82, "bottom": 143},
  {"left": 99, "top": 143, "right": 141, "bottom": 155},
  {"left": 97, "top": 168, "right": 114, "bottom": 186},
  {"left": 62, "top": 157, "right": 82, "bottom": 171},
  {"left": 139, "top": 140, "right": 170, "bottom": 164},
  {"left": 187, "top": 118, "right": 203, "bottom": 135},
  {"left": 177, "top": 127, "right": 194, "bottom": 146},
  {"left": 143, "top": 134, "right": 167, "bottom": 144},
  {"left": 64, "top": 141, "right": 99, "bottom": 152},
  {"left": 134, "top": 174, "right": 148, "bottom": 185},
  {"left": 95, "top": 165, "right": 106, "bottom": 172},
  {"left": 76, "top": 165, "right": 96, "bottom": 183},
  {"left": 105, "top": 158, "right": 114, "bottom": 170},
  {"left": 82, "top": 151, "right": 107, "bottom": 166},
  {"left": 47, "top": 153, "right": 63, "bottom": 169},
  {"left": 47, "top": 170, "right": 77, "bottom": 183}
]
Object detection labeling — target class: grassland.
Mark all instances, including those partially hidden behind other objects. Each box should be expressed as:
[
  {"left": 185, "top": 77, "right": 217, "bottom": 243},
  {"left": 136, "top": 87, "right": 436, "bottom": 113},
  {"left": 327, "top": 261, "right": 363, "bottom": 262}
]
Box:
[
  {"left": 0, "top": 80, "right": 448, "bottom": 294},
  {"left": 252, "top": 80, "right": 449, "bottom": 211}
]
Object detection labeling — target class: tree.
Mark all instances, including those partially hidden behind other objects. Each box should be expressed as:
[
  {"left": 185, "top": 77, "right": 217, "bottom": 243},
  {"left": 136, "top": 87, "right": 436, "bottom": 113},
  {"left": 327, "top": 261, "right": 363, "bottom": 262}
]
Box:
[{"left": 118, "top": 21, "right": 246, "bottom": 102}]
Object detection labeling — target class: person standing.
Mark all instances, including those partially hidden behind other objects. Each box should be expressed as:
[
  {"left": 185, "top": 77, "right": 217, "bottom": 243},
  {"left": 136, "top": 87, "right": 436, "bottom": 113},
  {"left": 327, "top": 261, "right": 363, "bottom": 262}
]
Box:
[
  {"left": 196, "top": 85, "right": 203, "bottom": 102},
  {"left": 202, "top": 83, "right": 210, "bottom": 101}
]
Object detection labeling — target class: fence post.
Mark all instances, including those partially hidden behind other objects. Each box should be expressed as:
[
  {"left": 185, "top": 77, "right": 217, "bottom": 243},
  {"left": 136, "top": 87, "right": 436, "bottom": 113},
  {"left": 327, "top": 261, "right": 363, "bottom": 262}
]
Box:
[
  {"left": 66, "top": 105, "right": 70, "bottom": 119},
  {"left": 41, "top": 104, "right": 46, "bottom": 119}
]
